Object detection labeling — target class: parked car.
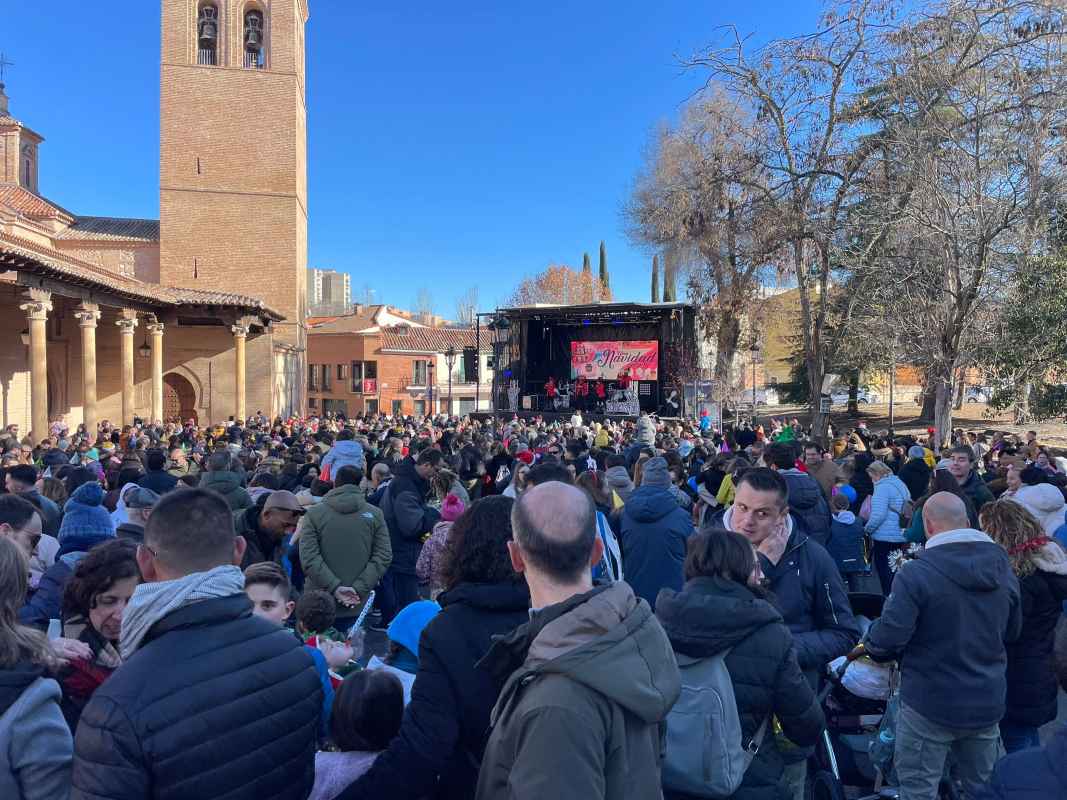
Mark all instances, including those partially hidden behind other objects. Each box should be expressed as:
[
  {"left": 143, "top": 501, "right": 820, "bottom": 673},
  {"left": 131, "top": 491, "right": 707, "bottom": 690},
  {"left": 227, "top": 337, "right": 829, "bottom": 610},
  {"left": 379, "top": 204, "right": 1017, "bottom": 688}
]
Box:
[
  {"left": 965, "top": 386, "right": 991, "bottom": 403},
  {"left": 830, "top": 386, "right": 880, "bottom": 406}
]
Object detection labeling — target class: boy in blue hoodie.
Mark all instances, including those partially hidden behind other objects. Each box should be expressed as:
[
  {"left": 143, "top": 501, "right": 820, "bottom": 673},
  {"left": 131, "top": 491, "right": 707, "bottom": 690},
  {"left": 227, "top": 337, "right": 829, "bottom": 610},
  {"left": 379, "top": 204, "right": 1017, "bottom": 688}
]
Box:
[{"left": 829, "top": 490, "right": 867, "bottom": 591}]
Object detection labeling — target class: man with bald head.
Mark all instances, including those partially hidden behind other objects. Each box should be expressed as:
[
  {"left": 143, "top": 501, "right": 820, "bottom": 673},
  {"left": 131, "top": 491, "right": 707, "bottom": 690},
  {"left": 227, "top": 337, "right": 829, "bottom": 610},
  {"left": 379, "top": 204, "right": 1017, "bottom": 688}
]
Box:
[
  {"left": 863, "top": 492, "right": 1021, "bottom": 800},
  {"left": 475, "top": 481, "right": 680, "bottom": 800}
]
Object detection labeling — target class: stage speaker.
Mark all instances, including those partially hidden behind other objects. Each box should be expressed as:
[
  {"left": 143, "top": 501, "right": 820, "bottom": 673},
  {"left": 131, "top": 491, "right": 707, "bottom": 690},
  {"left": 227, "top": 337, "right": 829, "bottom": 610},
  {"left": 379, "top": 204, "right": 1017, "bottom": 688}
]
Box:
[{"left": 463, "top": 346, "right": 478, "bottom": 380}]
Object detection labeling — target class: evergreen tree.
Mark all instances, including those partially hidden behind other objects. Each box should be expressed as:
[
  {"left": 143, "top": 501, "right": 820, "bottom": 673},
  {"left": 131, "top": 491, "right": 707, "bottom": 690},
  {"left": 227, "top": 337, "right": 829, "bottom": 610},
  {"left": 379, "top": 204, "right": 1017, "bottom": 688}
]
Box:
[
  {"left": 582, "top": 252, "right": 592, "bottom": 274},
  {"left": 663, "top": 249, "right": 677, "bottom": 302},
  {"left": 599, "top": 241, "right": 609, "bottom": 290},
  {"left": 651, "top": 255, "right": 660, "bottom": 302}
]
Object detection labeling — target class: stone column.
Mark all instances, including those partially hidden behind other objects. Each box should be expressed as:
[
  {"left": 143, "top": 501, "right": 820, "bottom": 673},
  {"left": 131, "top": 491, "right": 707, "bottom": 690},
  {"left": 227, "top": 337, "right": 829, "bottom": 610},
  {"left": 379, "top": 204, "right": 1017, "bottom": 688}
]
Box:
[
  {"left": 146, "top": 318, "right": 165, "bottom": 423},
  {"left": 232, "top": 320, "right": 250, "bottom": 423},
  {"left": 19, "top": 289, "right": 52, "bottom": 445},
  {"left": 75, "top": 303, "right": 101, "bottom": 440},
  {"left": 115, "top": 311, "right": 138, "bottom": 425}
]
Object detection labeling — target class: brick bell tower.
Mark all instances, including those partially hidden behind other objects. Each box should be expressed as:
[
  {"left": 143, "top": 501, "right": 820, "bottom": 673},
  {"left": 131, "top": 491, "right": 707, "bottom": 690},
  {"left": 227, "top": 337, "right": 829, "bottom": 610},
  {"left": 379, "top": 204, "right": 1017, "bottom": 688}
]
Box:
[{"left": 159, "top": 0, "right": 309, "bottom": 418}]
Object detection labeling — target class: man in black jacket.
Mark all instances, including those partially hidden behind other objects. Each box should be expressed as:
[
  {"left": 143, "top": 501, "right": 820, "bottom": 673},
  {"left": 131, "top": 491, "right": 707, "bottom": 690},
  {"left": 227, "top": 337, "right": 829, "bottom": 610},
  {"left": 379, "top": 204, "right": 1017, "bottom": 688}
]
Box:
[
  {"left": 136, "top": 449, "right": 179, "bottom": 494},
  {"left": 379, "top": 449, "right": 442, "bottom": 625},
  {"left": 717, "top": 468, "right": 858, "bottom": 800},
  {"left": 898, "top": 445, "right": 933, "bottom": 501},
  {"left": 863, "top": 492, "right": 1021, "bottom": 800},
  {"left": 70, "top": 488, "right": 321, "bottom": 800},
  {"left": 766, "top": 442, "right": 832, "bottom": 546}
]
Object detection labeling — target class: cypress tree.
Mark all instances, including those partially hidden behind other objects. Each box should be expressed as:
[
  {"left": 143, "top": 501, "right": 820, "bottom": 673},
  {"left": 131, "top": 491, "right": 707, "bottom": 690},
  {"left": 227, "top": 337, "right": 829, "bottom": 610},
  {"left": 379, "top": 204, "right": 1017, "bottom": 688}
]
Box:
[
  {"left": 599, "top": 241, "right": 609, "bottom": 291},
  {"left": 663, "top": 249, "right": 677, "bottom": 302},
  {"left": 582, "top": 252, "right": 592, "bottom": 274},
  {"left": 651, "top": 255, "right": 660, "bottom": 302}
]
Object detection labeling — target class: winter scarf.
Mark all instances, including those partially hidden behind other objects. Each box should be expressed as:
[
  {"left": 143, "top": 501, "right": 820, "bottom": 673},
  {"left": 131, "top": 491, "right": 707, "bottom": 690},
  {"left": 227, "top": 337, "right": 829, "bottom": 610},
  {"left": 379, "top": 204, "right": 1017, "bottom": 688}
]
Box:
[{"left": 120, "top": 565, "right": 247, "bottom": 659}]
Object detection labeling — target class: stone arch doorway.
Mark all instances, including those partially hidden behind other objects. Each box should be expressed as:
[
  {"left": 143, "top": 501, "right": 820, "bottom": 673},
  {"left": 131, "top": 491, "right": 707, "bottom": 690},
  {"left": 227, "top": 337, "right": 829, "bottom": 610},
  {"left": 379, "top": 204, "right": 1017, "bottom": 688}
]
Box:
[{"left": 163, "top": 372, "right": 198, "bottom": 424}]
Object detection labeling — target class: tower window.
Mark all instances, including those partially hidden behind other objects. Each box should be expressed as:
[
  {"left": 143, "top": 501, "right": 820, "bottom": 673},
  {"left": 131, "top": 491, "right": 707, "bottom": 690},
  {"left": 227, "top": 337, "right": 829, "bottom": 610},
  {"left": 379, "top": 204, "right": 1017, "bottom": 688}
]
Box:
[
  {"left": 244, "top": 9, "right": 265, "bottom": 69},
  {"left": 197, "top": 3, "right": 219, "bottom": 66}
]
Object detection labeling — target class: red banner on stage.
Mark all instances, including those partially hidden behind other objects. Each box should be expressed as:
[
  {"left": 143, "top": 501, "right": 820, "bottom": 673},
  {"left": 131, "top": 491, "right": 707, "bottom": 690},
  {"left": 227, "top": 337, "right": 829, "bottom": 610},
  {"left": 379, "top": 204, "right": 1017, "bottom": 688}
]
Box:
[{"left": 570, "top": 340, "right": 659, "bottom": 380}]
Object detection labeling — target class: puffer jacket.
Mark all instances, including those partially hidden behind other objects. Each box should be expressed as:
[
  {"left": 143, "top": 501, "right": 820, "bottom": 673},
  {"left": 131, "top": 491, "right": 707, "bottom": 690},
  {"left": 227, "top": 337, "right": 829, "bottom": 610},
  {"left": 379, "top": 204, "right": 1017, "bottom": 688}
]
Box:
[
  {"left": 70, "top": 594, "right": 321, "bottom": 800},
  {"left": 1002, "top": 544, "right": 1067, "bottom": 727},
  {"left": 619, "top": 485, "right": 694, "bottom": 610},
  {"left": 898, "top": 457, "right": 931, "bottom": 501},
  {"left": 381, "top": 458, "right": 439, "bottom": 574},
  {"left": 778, "top": 469, "right": 832, "bottom": 547},
  {"left": 864, "top": 474, "right": 910, "bottom": 543},
  {"left": 299, "top": 484, "right": 392, "bottom": 604},
  {"left": 655, "top": 577, "right": 825, "bottom": 800},
  {"left": 475, "top": 583, "right": 680, "bottom": 800},
  {"left": 320, "top": 440, "right": 366, "bottom": 478},
  {"left": 0, "top": 665, "right": 72, "bottom": 800},
  {"left": 199, "top": 470, "right": 253, "bottom": 511},
  {"left": 339, "top": 580, "right": 531, "bottom": 800},
  {"left": 1012, "top": 483, "right": 1067, "bottom": 537}
]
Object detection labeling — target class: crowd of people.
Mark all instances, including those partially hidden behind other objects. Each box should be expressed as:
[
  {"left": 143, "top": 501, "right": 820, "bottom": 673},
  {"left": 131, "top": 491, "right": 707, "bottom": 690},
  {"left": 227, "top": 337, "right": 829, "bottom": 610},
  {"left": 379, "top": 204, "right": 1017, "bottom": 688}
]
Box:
[{"left": 0, "top": 408, "right": 1065, "bottom": 799}]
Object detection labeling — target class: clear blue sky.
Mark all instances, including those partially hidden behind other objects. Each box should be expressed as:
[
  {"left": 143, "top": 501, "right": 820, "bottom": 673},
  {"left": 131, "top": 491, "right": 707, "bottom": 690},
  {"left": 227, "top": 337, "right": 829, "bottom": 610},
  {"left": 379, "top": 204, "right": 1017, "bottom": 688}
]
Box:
[{"left": 6, "top": 1, "right": 819, "bottom": 318}]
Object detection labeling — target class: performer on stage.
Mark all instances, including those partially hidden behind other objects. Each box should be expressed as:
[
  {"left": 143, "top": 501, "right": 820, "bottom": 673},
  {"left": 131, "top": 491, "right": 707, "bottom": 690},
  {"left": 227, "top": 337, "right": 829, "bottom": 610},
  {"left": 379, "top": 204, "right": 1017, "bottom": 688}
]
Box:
[
  {"left": 618, "top": 368, "right": 632, "bottom": 392},
  {"left": 575, "top": 375, "right": 589, "bottom": 412},
  {"left": 594, "top": 378, "right": 606, "bottom": 410},
  {"left": 545, "top": 375, "right": 557, "bottom": 399}
]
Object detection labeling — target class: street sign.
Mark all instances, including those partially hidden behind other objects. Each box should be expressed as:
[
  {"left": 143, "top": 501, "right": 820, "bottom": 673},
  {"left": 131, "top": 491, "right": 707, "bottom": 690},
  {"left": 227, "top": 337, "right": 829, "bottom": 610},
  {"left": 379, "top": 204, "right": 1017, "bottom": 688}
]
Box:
[{"left": 819, "top": 396, "right": 831, "bottom": 413}]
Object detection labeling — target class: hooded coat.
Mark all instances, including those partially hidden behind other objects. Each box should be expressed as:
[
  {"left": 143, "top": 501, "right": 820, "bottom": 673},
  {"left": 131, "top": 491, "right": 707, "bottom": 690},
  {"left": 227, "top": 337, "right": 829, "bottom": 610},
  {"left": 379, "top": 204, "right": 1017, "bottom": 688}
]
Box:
[
  {"left": 199, "top": 470, "right": 254, "bottom": 512},
  {"left": 1002, "top": 543, "right": 1067, "bottom": 727},
  {"left": 299, "top": 484, "right": 392, "bottom": 604},
  {"left": 864, "top": 530, "right": 1022, "bottom": 729},
  {"left": 778, "top": 469, "right": 832, "bottom": 547},
  {"left": 655, "top": 577, "right": 825, "bottom": 800},
  {"left": 1012, "top": 484, "right": 1067, "bottom": 537},
  {"left": 898, "top": 457, "right": 932, "bottom": 501},
  {"left": 475, "top": 583, "right": 681, "bottom": 800},
  {"left": 320, "top": 440, "right": 366, "bottom": 478},
  {"left": 0, "top": 666, "right": 72, "bottom": 800},
  {"left": 619, "top": 485, "right": 694, "bottom": 610}
]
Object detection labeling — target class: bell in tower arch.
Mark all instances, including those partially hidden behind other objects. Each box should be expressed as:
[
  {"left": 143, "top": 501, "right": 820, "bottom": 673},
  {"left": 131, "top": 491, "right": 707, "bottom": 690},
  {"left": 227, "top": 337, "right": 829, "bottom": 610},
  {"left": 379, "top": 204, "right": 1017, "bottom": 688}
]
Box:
[
  {"left": 198, "top": 4, "right": 218, "bottom": 50},
  {"left": 244, "top": 10, "right": 264, "bottom": 52}
]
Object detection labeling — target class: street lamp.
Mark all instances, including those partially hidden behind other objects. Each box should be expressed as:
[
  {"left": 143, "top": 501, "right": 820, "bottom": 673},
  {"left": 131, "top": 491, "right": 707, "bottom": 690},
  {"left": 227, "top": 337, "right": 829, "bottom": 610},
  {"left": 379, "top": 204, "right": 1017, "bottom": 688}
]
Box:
[
  {"left": 427, "top": 360, "right": 435, "bottom": 416},
  {"left": 138, "top": 335, "right": 151, "bottom": 359},
  {"left": 445, "top": 346, "right": 457, "bottom": 417},
  {"left": 750, "top": 341, "right": 760, "bottom": 418}
]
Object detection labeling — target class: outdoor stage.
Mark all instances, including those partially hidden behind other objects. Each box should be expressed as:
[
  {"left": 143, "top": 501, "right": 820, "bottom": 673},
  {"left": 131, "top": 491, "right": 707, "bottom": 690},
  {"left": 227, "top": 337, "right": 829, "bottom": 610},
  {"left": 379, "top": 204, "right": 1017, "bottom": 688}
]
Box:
[{"left": 476, "top": 301, "right": 698, "bottom": 419}]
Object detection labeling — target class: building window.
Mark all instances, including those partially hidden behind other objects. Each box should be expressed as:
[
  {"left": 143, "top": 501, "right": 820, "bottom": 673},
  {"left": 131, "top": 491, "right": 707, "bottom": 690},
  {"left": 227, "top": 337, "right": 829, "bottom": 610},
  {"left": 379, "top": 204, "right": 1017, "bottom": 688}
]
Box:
[
  {"left": 414, "top": 400, "right": 426, "bottom": 417},
  {"left": 337, "top": 364, "right": 346, "bottom": 381},
  {"left": 321, "top": 364, "right": 332, "bottom": 391},
  {"left": 412, "top": 360, "right": 428, "bottom": 386},
  {"left": 308, "top": 396, "right": 317, "bottom": 408},
  {"left": 365, "top": 398, "right": 378, "bottom": 415},
  {"left": 243, "top": 8, "right": 265, "bottom": 68},
  {"left": 391, "top": 399, "right": 403, "bottom": 417},
  {"left": 307, "top": 364, "right": 318, "bottom": 391},
  {"left": 197, "top": 3, "right": 219, "bottom": 66},
  {"left": 350, "top": 361, "right": 363, "bottom": 392}
]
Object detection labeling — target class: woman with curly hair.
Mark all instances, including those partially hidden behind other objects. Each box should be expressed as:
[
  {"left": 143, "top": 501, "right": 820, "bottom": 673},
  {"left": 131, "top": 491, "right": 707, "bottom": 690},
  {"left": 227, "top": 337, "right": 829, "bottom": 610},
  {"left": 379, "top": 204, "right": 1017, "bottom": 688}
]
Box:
[
  {"left": 337, "top": 495, "right": 530, "bottom": 800},
  {"left": 56, "top": 538, "right": 140, "bottom": 731},
  {"left": 981, "top": 498, "right": 1067, "bottom": 753}
]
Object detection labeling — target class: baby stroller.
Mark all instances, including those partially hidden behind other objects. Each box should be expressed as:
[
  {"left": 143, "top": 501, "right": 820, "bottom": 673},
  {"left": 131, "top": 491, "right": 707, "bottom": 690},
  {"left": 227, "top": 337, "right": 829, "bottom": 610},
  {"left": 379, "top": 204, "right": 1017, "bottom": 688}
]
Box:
[{"left": 808, "top": 593, "right": 961, "bottom": 800}]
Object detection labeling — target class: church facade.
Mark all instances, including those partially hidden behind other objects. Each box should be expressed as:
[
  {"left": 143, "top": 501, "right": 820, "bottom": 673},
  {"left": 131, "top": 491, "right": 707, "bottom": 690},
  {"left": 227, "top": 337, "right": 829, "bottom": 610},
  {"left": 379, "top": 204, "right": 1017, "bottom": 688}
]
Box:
[{"left": 0, "top": 0, "right": 309, "bottom": 443}]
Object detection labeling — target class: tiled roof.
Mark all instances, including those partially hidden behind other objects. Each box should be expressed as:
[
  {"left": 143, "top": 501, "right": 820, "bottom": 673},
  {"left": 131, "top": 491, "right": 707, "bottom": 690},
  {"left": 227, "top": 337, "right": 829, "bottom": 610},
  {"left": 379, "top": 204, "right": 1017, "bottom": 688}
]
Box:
[
  {"left": 0, "top": 184, "right": 74, "bottom": 222},
  {"left": 57, "top": 216, "right": 160, "bottom": 243},
  {"left": 380, "top": 325, "right": 489, "bottom": 353},
  {"left": 0, "top": 232, "right": 283, "bottom": 320},
  {"left": 308, "top": 307, "right": 383, "bottom": 333}
]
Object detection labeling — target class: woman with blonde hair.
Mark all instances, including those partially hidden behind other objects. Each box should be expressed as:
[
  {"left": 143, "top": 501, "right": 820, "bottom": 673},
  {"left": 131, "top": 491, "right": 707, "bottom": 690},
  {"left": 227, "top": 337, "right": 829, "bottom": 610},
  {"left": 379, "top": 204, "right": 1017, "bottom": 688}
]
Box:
[
  {"left": 0, "top": 536, "right": 72, "bottom": 799},
  {"left": 981, "top": 498, "right": 1067, "bottom": 753},
  {"left": 863, "top": 460, "right": 911, "bottom": 595}
]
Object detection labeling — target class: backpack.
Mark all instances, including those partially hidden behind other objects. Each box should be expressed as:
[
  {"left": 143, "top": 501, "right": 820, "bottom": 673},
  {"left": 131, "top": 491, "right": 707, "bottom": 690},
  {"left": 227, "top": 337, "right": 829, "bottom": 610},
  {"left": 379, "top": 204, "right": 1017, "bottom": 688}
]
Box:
[{"left": 662, "top": 648, "right": 767, "bottom": 798}]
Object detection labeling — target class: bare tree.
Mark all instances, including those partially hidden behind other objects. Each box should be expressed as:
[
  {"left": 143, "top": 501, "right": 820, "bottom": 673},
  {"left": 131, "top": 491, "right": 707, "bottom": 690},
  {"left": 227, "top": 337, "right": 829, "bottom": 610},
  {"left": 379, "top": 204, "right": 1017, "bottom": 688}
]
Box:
[
  {"left": 627, "top": 89, "right": 785, "bottom": 390},
  {"left": 455, "top": 287, "right": 479, "bottom": 326},
  {"left": 508, "top": 265, "right": 606, "bottom": 306},
  {"left": 414, "top": 288, "right": 435, "bottom": 321}
]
